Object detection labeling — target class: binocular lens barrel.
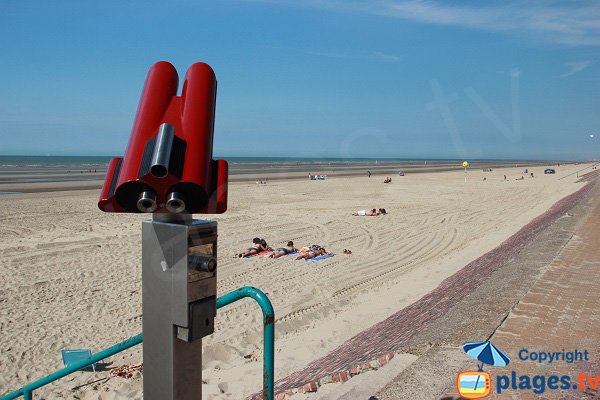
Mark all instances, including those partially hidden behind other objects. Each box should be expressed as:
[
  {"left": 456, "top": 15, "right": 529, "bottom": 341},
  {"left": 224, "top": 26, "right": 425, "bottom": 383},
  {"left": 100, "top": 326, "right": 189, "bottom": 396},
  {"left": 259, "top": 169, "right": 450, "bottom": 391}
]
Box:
[
  {"left": 137, "top": 191, "right": 158, "bottom": 212},
  {"left": 189, "top": 255, "right": 217, "bottom": 273},
  {"left": 166, "top": 191, "right": 187, "bottom": 213},
  {"left": 150, "top": 123, "right": 175, "bottom": 179}
]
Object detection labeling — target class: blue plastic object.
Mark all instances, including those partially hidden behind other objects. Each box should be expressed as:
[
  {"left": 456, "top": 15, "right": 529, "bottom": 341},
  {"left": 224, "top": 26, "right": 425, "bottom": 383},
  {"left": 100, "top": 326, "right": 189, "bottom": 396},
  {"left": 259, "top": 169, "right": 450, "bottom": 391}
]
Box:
[{"left": 61, "top": 349, "right": 97, "bottom": 372}]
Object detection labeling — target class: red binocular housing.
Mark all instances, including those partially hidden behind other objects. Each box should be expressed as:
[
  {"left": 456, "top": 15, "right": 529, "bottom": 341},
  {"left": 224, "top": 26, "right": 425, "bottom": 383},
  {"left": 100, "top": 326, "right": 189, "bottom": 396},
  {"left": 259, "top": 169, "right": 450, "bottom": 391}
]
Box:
[{"left": 98, "top": 61, "right": 228, "bottom": 214}]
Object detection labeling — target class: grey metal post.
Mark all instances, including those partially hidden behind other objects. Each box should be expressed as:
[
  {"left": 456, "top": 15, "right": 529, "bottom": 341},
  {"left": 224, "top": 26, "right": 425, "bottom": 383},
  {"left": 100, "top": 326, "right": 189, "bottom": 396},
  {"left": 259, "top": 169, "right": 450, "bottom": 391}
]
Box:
[{"left": 142, "top": 214, "right": 218, "bottom": 400}]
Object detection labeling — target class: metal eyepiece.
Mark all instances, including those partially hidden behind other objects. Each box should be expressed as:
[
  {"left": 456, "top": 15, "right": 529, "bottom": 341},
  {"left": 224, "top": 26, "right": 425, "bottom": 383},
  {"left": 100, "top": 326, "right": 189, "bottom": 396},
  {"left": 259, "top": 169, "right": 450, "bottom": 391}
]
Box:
[
  {"left": 166, "top": 191, "right": 186, "bottom": 213},
  {"left": 150, "top": 123, "right": 175, "bottom": 178},
  {"left": 189, "top": 255, "right": 217, "bottom": 273},
  {"left": 137, "top": 191, "right": 157, "bottom": 212}
]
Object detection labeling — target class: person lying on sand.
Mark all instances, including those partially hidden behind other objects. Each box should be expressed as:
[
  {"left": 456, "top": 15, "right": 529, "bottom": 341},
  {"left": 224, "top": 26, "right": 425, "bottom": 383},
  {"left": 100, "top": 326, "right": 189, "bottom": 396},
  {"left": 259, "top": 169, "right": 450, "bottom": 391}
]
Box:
[
  {"left": 268, "top": 241, "right": 297, "bottom": 258},
  {"left": 237, "top": 237, "right": 268, "bottom": 257},
  {"left": 353, "top": 208, "right": 381, "bottom": 216},
  {"left": 378, "top": 208, "right": 387, "bottom": 215},
  {"left": 353, "top": 209, "right": 375, "bottom": 216},
  {"left": 294, "top": 245, "right": 328, "bottom": 260}
]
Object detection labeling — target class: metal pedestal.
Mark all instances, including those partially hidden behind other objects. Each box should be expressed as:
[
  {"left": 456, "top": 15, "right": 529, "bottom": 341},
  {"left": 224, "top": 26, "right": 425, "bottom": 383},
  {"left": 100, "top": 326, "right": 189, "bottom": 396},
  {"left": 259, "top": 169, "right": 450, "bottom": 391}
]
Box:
[{"left": 142, "top": 216, "right": 217, "bottom": 400}]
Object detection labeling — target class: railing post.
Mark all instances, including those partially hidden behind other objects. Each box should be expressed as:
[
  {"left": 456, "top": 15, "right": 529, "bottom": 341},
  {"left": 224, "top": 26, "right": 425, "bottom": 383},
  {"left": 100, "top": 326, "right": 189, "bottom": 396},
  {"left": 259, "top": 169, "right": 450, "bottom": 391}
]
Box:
[
  {"left": 264, "top": 308, "right": 275, "bottom": 400},
  {"left": 216, "top": 286, "right": 275, "bottom": 400}
]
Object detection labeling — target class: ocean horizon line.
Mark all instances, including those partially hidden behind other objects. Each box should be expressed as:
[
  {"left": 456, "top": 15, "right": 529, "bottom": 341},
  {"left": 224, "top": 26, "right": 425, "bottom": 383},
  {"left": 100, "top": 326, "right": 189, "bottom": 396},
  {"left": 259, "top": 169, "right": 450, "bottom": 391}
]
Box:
[{"left": 0, "top": 154, "right": 590, "bottom": 163}]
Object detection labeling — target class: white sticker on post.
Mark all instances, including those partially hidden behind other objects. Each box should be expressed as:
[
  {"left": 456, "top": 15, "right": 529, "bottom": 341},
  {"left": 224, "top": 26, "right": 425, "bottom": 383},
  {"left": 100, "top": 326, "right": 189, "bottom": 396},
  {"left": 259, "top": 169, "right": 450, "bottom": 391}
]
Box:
[{"left": 160, "top": 260, "right": 169, "bottom": 271}]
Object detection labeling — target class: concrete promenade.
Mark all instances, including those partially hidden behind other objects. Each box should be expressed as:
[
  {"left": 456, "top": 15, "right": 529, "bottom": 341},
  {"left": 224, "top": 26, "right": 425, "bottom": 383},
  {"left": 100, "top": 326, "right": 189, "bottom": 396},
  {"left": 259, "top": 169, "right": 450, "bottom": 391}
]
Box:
[
  {"left": 476, "top": 178, "right": 600, "bottom": 399},
  {"left": 377, "top": 175, "right": 600, "bottom": 400}
]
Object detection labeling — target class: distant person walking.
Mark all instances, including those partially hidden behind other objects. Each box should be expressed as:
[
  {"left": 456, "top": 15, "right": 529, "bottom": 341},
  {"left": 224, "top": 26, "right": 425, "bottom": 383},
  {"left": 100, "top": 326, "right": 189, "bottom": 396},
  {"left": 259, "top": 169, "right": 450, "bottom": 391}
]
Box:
[{"left": 367, "top": 171, "right": 371, "bottom": 178}]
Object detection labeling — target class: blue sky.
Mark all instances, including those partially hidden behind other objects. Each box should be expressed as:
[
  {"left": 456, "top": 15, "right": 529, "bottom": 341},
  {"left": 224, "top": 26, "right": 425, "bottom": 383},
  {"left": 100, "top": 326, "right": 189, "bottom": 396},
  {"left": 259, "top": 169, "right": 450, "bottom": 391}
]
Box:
[{"left": 0, "top": 1, "right": 599, "bottom": 159}]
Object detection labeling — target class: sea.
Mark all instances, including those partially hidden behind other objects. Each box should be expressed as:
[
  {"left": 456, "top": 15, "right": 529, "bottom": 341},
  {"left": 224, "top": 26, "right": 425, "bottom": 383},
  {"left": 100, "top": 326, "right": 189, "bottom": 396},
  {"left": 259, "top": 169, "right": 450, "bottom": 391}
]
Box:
[
  {"left": 0, "top": 155, "right": 113, "bottom": 169},
  {"left": 0, "top": 155, "right": 523, "bottom": 170},
  {"left": 0, "top": 155, "right": 559, "bottom": 190}
]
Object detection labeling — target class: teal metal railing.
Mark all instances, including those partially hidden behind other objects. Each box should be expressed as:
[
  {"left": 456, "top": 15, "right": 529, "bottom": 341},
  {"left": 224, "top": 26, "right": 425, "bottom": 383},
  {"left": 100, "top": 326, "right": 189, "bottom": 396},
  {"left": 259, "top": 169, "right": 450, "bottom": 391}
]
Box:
[
  {"left": 0, "top": 286, "right": 274, "bottom": 400},
  {"left": 216, "top": 286, "right": 275, "bottom": 399}
]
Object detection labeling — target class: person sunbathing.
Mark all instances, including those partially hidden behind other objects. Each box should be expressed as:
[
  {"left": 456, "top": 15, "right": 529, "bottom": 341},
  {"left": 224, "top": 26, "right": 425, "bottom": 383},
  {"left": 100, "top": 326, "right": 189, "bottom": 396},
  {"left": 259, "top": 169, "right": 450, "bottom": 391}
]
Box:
[
  {"left": 237, "top": 237, "right": 267, "bottom": 257},
  {"left": 294, "top": 246, "right": 327, "bottom": 260},
  {"left": 353, "top": 208, "right": 379, "bottom": 216},
  {"left": 260, "top": 238, "right": 270, "bottom": 251},
  {"left": 268, "top": 241, "right": 297, "bottom": 258}
]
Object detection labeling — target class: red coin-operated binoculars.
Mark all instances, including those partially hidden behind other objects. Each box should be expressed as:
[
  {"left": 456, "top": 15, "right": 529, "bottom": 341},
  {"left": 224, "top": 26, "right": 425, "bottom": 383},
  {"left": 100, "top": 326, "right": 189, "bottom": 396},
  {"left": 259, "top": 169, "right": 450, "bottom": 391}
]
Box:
[
  {"left": 98, "top": 61, "right": 228, "bottom": 215},
  {"left": 98, "top": 62, "right": 227, "bottom": 400}
]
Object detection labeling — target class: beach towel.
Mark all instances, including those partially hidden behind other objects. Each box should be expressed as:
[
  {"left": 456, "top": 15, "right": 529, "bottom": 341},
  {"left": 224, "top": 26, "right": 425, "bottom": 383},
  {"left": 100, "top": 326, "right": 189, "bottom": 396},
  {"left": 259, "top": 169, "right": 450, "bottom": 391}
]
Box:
[
  {"left": 307, "top": 253, "right": 335, "bottom": 262},
  {"left": 243, "top": 250, "right": 270, "bottom": 258}
]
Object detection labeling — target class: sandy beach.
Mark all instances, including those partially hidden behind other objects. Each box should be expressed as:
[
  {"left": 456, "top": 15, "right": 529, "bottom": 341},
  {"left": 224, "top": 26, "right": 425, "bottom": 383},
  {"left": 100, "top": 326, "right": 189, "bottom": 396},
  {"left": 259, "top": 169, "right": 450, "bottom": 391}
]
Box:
[{"left": 0, "top": 162, "right": 594, "bottom": 399}]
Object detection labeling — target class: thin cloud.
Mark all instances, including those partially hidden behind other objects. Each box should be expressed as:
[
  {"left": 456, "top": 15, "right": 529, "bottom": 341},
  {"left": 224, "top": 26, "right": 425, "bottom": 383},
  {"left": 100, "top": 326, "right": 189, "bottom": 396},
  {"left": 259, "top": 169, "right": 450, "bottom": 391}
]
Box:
[
  {"left": 249, "top": 1, "right": 600, "bottom": 46},
  {"left": 372, "top": 51, "right": 400, "bottom": 61},
  {"left": 555, "top": 61, "right": 591, "bottom": 78}
]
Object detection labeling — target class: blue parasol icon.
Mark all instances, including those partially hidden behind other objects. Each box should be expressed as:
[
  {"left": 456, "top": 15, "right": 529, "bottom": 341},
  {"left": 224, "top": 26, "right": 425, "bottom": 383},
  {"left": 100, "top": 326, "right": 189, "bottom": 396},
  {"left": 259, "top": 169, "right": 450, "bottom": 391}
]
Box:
[
  {"left": 463, "top": 341, "right": 511, "bottom": 370},
  {"left": 463, "top": 341, "right": 510, "bottom": 394}
]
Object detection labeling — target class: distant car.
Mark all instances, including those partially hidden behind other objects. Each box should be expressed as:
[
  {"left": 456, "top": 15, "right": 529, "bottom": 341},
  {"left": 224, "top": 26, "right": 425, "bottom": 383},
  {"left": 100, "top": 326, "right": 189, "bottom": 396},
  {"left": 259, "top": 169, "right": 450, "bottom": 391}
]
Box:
[{"left": 544, "top": 168, "right": 556, "bottom": 174}]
